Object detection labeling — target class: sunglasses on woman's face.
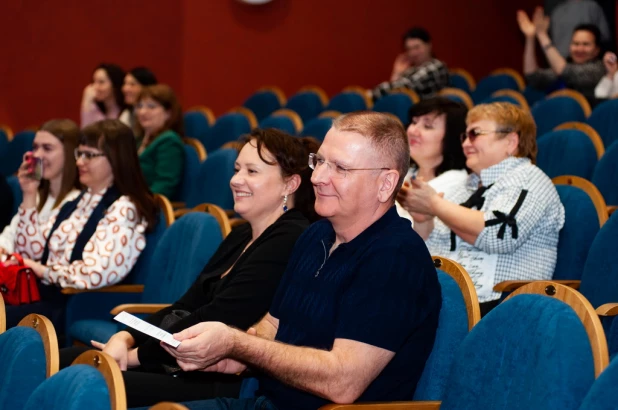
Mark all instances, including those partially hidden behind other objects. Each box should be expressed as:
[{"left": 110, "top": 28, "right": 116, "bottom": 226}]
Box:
[{"left": 459, "top": 129, "right": 512, "bottom": 144}]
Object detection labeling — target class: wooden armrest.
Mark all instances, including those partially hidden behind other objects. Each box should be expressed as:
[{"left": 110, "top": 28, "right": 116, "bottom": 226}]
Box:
[
  {"left": 494, "top": 280, "right": 580, "bottom": 292},
  {"left": 173, "top": 208, "right": 192, "bottom": 218},
  {"left": 62, "top": 284, "right": 145, "bottom": 295},
  {"left": 110, "top": 303, "right": 172, "bottom": 315},
  {"left": 596, "top": 303, "right": 618, "bottom": 316},
  {"left": 608, "top": 206, "right": 617, "bottom": 216},
  {"left": 171, "top": 201, "right": 186, "bottom": 209},
  {"left": 225, "top": 209, "right": 235, "bottom": 217},
  {"left": 320, "top": 402, "right": 441, "bottom": 410}
]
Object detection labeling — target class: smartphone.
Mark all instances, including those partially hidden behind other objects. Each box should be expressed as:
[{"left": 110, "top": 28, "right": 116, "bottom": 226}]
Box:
[{"left": 26, "top": 156, "right": 43, "bottom": 181}]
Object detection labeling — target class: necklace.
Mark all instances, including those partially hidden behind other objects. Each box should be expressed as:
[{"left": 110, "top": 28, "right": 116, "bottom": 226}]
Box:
[{"left": 314, "top": 240, "right": 328, "bottom": 278}]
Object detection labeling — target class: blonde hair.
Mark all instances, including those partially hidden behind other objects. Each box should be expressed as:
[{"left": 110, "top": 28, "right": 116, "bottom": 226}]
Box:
[
  {"left": 467, "top": 102, "right": 537, "bottom": 163},
  {"left": 333, "top": 111, "right": 409, "bottom": 200}
]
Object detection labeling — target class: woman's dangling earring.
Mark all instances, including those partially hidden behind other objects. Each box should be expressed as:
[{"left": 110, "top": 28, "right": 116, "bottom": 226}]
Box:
[{"left": 283, "top": 195, "right": 288, "bottom": 212}]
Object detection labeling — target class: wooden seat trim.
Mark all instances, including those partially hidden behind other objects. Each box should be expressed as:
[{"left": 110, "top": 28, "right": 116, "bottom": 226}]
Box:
[
  {"left": 272, "top": 108, "right": 304, "bottom": 133},
  {"left": 491, "top": 89, "right": 530, "bottom": 111},
  {"left": 154, "top": 194, "right": 175, "bottom": 226},
  {"left": 548, "top": 89, "right": 592, "bottom": 117},
  {"left": 18, "top": 314, "right": 59, "bottom": 377},
  {"left": 299, "top": 85, "right": 330, "bottom": 106},
  {"left": 554, "top": 122, "right": 605, "bottom": 159},
  {"left": 437, "top": 88, "right": 473, "bottom": 109},
  {"left": 341, "top": 86, "right": 374, "bottom": 109},
  {"left": 449, "top": 68, "right": 477, "bottom": 91},
  {"left": 72, "top": 350, "right": 127, "bottom": 410},
  {"left": 489, "top": 68, "right": 525, "bottom": 91},
  {"left": 182, "top": 137, "right": 207, "bottom": 161},
  {"left": 186, "top": 106, "right": 216, "bottom": 126},
  {"left": 552, "top": 175, "right": 608, "bottom": 226}
]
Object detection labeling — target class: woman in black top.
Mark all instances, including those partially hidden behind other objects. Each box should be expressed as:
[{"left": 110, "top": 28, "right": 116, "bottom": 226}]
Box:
[{"left": 60, "top": 128, "right": 321, "bottom": 407}]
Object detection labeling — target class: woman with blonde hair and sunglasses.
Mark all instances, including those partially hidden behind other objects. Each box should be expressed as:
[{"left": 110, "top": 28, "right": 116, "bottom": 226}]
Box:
[{"left": 402, "top": 102, "right": 564, "bottom": 316}]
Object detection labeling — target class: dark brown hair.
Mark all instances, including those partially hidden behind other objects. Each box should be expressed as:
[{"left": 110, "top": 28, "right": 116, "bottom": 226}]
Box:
[
  {"left": 37, "top": 119, "right": 81, "bottom": 212},
  {"left": 80, "top": 120, "right": 159, "bottom": 231},
  {"left": 240, "top": 128, "right": 321, "bottom": 223},
  {"left": 134, "top": 84, "right": 184, "bottom": 146}
]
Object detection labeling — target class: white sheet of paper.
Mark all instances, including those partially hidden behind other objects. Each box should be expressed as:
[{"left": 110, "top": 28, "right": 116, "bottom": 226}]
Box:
[
  {"left": 113, "top": 311, "right": 181, "bottom": 348},
  {"left": 448, "top": 242, "right": 499, "bottom": 303}
]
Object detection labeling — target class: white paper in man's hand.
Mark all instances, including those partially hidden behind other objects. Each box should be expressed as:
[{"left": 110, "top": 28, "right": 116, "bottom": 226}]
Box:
[{"left": 113, "top": 311, "right": 181, "bottom": 348}]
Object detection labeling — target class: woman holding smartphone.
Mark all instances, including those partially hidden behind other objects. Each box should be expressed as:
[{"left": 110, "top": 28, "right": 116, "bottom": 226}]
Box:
[
  {"left": 0, "top": 119, "right": 81, "bottom": 256},
  {"left": 595, "top": 51, "right": 618, "bottom": 99}
]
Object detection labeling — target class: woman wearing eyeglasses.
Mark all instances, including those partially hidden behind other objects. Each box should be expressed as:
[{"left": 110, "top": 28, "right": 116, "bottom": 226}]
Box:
[
  {"left": 403, "top": 102, "right": 564, "bottom": 316},
  {"left": 134, "top": 84, "right": 185, "bottom": 199},
  {"left": 396, "top": 98, "right": 468, "bottom": 225},
  {"left": 7, "top": 119, "right": 159, "bottom": 330}
]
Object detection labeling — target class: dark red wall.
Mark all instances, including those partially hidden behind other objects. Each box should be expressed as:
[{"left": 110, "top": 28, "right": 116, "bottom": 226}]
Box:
[{"left": 1, "top": 0, "right": 553, "bottom": 131}]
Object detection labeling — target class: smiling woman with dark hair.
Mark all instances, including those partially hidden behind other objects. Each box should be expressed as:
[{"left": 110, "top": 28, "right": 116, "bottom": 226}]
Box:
[
  {"left": 119, "top": 67, "right": 158, "bottom": 129},
  {"left": 396, "top": 97, "right": 468, "bottom": 224},
  {"left": 81, "top": 63, "right": 127, "bottom": 127}
]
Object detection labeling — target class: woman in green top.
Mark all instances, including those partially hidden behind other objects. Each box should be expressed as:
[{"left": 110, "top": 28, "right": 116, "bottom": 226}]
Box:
[{"left": 135, "top": 84, "right": 185, "bottom": 199}]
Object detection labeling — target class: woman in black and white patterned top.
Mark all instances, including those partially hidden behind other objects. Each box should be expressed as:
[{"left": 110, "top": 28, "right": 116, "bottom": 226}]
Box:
[{"left": 403, "top": 102, "right": 565, "bottom": 316}]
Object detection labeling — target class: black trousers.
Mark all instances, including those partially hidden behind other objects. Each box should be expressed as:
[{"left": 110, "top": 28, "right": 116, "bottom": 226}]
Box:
[
  {"left": 6, "top": 283, "right": 68, "bottom": 333},
  {"left": 61, "top": 347, "right": 243, "bottom": 408}
]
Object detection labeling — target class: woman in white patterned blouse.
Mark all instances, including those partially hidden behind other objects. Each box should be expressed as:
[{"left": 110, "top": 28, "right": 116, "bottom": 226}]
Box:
[
  {"left": 7, "top": 119, "right": 159, "bottom": 329},
  {"left": 403, "top": 102, "right": 565, "bottom": 316}
]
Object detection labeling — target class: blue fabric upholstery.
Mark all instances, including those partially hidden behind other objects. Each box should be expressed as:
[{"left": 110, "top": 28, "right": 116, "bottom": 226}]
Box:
[
  {"left": 6, "top": 175, "right": 21, "bottom": 217},
  {"left": 606, "top": 319, "right": 618, "bottom": 360},
  {"left": 186, "top": 148, "right": 237, "bottom": 210},
  {"left": 480, "top": 95, "right": 522, "bottom": 107},
  {"left": 69, "top": 213, "right": 224, "bottom": 344},
  {"left": 579, "top": 355, "right": 618, "bottom": 410},
  {"left": 325, "top": 92, "right": 367, "bottom": 113},
  {"left": 523, "top": 86, "right": 546, "bottom": 108},
  {"left": 64, "top": 212, "right": 167, "bottom": 346},
  {"left": 259, "top": 116, "right": 297, "bottom": 136},
  {"left": 23, "top": 365, "right": 110, "bottom": 410},
  {"left": 592, "top": 141, "right": 618, "bottom": 206},
  {"left": 284, "top": 92, "right": 325, "bottom": 123},
  {"left": 0, "top": 327, "right": 47, "bottom": 409},
  {"left": 413, "top": 271, "right": 470, "bottom": 401},
  {"left": 204, "top": 114, "right": 252, "bottom": 154},
  {"left": 183, "top": 111, "right": 211, "bottom": 144},
  {"left": 537, "top": 130, "right": 598, "bottom": 180},
  {"left": 532, "top": 97, "right": 587, "bottom": 136},
  {"left": 554, "top": 185, "right": 600, "bottom": 281},
  {"left": 578, "top": 213, "right": 618, "bottom": 308},
  {"left": 373, "top": 94, "right": 413, "bottom": 125},
  {"left": 471, "top": 74, "right": 520, "bottom": 103},
  {"left": 172, "top": 144, "right": 202, "bottom": 204},
  {"left": 1, "top": 131, "right": 35, "bottom": 177},
  {"left": 449, "top": 74, "right": 472, "bottom": 94},
  {"left": 243, "top": 91, "right": 283, "bottom": 122},
  {"left": 440, "top": 295, "right": 595, "bottom": 410},
  {"left": 299, "top": 118, "right": 333, "bottom": 142},
  {"left": 587, "top": 99, "right": 618, "bottom": 148}
]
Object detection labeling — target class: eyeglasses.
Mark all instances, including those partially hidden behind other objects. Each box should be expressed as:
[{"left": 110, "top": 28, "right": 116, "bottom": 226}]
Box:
[
  {"left": 74, "top": 149, "right": 106, "bottom": 161},
  {"left": 308, "top": 153, "right": 390, "bottom": 179},
  {"left": 460, "top": 129, "right": 512, "bottom": 144},
  {"left": 135, "top": 102, "right": 161, "bottom": 110}
]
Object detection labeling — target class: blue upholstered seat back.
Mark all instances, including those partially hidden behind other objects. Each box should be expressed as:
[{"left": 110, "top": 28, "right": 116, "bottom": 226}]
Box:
[
  {"left": 205, "top": 114, "right": 252, "bottom": 153},
  {"left": 471, "top": 74, "right": 520, "bottom": 103},
  {"left": 532, "top": 97, "right": 587, "bottom": 136},
  {"left": 0, "top": 327, "right": 47, "bottom": 409},
  {"left": 579, "top": 213, "right": 618, "bottom": 308},
  {"left": 587, "top": 99, "right": 618, "bottom": 148},
  {"left": 1, "top": 131, "right": 35, "bottom": 176},
  {"left": 480, "top": 95, "right": 522, "bottom": 108},
  {"left": 578, "top": 355, "right": 618, "bottom": 410},
  {"left": 553, "top": 185, "right": 600, "bottom": 281},
  {"left": 183, "top": 111, "right": 211, "bottom": 144},
  {"left": 592, "top": 141, "right": 618, "bottom": 206},
  {"left": 243, "top": 91, "right": 283, "bottom": 122},
  {"left": 187, "top": 148, "right": 237, "bottom": 210},
  {"left": 537, "top": 130, "right": 598, "bottom": 180},
  {"left": 300, "top": 118, "right": 333, "bottom": 142},
  {"left": 440, "top": 295, "right": 595, "bottom": 410},
  {"left": 259, "top": 116, "right": 297, "bottom": 136},
  {"left": 285, "top": 91, "right": 325, "bottom": 123},
  {"left": 142, "top": 212, "right": 224, "bottom": 304},
  {"left": 413, "top": 271, "right": 470, "bottom": 401},
  {"left": 325, "top": 92, "right": 367, "bottom": 113},
  {"left": 373, "top": 94, "right": 413, "bottom": 125},
  {"left": 173, "top": 144, "right": 202, "bottom": 204},
  {"left": 23, "top": 365, "right": 110, "bottom": 410}
]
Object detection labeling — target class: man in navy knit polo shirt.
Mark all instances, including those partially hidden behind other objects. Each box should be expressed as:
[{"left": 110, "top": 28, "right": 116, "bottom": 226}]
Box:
[{"left": 163, "top": 112, "right": 442, "bottom": 410}]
